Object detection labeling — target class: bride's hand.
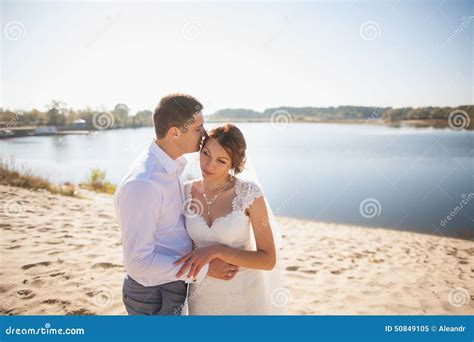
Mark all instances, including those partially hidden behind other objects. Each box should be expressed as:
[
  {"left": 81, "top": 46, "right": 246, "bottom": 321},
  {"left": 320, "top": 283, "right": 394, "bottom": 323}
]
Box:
[{"left": 174, "top": 245, "right": 221, "bottom": 279}]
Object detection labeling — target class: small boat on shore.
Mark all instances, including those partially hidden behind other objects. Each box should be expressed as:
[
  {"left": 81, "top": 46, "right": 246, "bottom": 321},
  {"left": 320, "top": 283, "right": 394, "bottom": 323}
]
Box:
[
  {"left": 0, "top": 126, "right": 91, "bottom": 139},
  {"left": 0, "top": 127, "right": 36, "bottom": 139},
  {"left": 56, "top": 130, "right": 90, "bottom": 135}
]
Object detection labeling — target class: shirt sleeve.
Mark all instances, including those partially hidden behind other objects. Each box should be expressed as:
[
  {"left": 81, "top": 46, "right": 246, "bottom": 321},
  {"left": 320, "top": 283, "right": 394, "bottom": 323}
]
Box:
[{"left": 114, "top": 180, "right": 208, "bottom": 286}]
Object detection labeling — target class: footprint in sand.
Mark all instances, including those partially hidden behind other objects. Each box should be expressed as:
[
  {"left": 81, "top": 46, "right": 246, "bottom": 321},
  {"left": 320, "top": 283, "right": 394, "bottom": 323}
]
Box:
[
  {"left": 49, "top": 272, "right": 65, "bottom": 277},
  {"left": 286, "top": 266, "right": 300, "bottom": 271},
  {"left": 42, "top": 299, "right": 71, "bottom": 305},
  {"left": 302, "top": 269, "right": 318, "bottom": 274},
  {"left": 66, "top": 308, "right": 95, "bottom": 315},
  {"left": 0, "top": 223, "right": 12, "bottom": 230},
  {"left": 370, "top": 258, "right": 385, "bottom": 263},
  {"left": 0, "top": 284, "right": 13, "bottom": 294},
  {"left": 46, "top": 240, "right": 64, "bottom": 245},
  {"left": 21, "top": 261, "right": 51, "bottom": 270},
  {"left": 91, "top": 262, "right": 122, "bottom": 269},
  {"left": 16, "top": 289, "right": 35, "bottom": 299}
]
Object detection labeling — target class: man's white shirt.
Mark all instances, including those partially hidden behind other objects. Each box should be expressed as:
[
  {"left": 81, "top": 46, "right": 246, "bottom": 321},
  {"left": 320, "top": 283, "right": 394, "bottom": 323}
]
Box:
[{"left": 114, "top": 140, "right": 208, "bottom": 286}]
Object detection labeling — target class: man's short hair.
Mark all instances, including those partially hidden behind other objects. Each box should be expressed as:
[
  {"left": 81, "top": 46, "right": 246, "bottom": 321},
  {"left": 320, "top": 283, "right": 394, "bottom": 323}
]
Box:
[{"left": 153, "top": 93, "right": 203, "bottom": 138}]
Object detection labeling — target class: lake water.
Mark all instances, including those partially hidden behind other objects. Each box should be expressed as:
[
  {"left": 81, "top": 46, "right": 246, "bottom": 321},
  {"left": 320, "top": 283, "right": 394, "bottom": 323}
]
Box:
[{"left": 1, "top": 123, "right": 472, "bottom": 239}]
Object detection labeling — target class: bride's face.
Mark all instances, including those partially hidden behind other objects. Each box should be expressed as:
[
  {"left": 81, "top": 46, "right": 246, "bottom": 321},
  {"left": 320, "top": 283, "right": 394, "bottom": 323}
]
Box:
[{"left": 200, "top": 138, "right": 232, "bottom": 181}]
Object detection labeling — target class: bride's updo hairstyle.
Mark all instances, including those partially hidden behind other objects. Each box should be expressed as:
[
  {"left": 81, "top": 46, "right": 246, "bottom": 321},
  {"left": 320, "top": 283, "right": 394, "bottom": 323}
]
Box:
[{"left": 202, "top": 123, "right": 247, "bottom": 174}]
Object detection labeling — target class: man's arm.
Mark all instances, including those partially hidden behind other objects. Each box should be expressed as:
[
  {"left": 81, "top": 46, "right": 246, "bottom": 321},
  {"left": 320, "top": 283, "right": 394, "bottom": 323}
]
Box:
[{"left": 115, "top": 181, "right": 208, "bottom": 286}]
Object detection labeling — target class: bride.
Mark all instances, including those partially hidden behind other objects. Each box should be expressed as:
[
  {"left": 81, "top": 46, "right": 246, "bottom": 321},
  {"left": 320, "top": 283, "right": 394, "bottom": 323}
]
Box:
[{"left": 175, "top": 123, "right": 283, "bottom": 315}]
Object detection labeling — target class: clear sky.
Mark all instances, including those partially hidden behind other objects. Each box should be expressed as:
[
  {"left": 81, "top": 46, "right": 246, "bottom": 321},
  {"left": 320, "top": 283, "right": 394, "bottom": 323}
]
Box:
[{"left": 2, "top": 0, "right": 473, "bottom": 115}]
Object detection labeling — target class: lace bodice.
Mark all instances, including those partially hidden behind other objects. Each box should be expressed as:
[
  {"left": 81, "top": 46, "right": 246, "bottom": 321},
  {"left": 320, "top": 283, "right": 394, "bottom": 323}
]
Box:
[
  {"left": 184, "top": 178, "right": 282, "bottom": 315},
  {"left": 183, "top": 178, "right": 264, "bottom": 249}
]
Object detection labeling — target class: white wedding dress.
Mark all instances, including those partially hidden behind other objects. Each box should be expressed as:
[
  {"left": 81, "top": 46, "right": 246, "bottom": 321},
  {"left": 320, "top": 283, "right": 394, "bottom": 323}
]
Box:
[{"left": 183, "top": 178, "right": 275, "bottom": 315}]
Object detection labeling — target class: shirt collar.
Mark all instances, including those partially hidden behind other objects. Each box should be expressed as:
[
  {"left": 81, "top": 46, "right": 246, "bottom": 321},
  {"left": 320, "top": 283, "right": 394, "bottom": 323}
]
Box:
[{"left": 148, "top": 140, "right": 187, "bottom": 176}]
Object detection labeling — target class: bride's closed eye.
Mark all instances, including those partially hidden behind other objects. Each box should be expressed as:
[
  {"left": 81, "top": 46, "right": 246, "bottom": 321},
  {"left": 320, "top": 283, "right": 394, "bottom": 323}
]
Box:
[{"left": 203, "top": 150, "right": 225, "bottom": 163}]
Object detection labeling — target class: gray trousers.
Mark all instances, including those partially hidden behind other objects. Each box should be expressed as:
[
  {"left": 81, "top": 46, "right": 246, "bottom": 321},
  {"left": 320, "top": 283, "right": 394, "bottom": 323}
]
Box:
[{"left": 122, "top": 275, "right": 188, "bottom": 315}]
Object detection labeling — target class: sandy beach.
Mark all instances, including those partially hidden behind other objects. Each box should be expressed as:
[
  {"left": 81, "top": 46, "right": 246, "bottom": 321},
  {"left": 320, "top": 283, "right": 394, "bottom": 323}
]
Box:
[{"left": 0, "top": 184, "right": 472, "bottom": 315}]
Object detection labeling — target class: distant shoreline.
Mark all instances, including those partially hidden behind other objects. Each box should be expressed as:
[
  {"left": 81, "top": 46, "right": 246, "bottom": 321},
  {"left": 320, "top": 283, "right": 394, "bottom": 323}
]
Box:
[
  {"left": 1, "top": 118, "right": 470, "bottom": 140},
  {"left": 206, "top": 117, "right": 472, "bottom": 130}
]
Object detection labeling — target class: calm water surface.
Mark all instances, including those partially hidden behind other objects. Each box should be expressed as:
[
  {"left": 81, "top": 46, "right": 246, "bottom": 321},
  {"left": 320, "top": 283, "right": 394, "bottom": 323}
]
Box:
[{"left": 1, "top": 123, "right": 472, "bottom": 239}]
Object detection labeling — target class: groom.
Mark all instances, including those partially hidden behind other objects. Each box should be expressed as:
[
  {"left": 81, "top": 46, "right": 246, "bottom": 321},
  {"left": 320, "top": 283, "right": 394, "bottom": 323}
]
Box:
[{"left": 114, "top": 93, "right": 239, "bottom": 315}]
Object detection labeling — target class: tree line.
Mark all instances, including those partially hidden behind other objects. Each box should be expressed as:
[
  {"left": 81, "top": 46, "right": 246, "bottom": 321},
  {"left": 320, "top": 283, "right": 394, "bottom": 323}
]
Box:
[
  {"left": 0, "top": 101, "right": 153, "bottom": 130},
  {"left": 212, "top": 105, "right": 473, "bottom": 123},
  {"left": 1, "top": 101, "right": 473, "bottom": 130}
]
